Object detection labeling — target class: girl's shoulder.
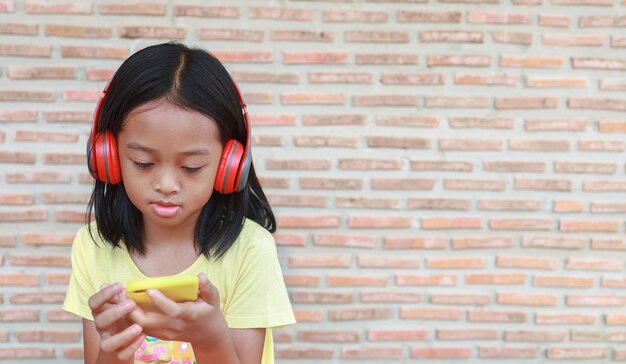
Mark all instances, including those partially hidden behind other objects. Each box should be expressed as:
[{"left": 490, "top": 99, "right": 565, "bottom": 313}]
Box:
[{"left": 224, "top": 218, "right": 276, "bottom": 259}]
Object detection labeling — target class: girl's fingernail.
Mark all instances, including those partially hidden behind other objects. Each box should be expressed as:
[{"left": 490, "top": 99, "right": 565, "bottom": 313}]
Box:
[
  {"left": 124, "top": 301, "right": 134, "bottom": 310},
  {"left": 131, "top": 325, "right": 141, "bottom": 334}
]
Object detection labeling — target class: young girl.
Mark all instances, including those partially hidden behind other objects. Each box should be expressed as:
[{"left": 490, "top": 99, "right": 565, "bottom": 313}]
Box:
[{"left": 63, "top": 42, "right": 296, "bottom": 364}]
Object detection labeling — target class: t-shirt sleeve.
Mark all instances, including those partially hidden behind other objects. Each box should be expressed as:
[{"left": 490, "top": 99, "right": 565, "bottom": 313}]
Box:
[
  {"left": 63, "top": 227, "right": 97, "bottom": 321},
  {"left": 223, "top": 234, "right": 296, "bottom": 329}
]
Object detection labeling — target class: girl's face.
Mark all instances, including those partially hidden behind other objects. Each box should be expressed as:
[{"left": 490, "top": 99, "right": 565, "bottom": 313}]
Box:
[{"left": 117, "top": 98, "right": 223, "bottom": 233}]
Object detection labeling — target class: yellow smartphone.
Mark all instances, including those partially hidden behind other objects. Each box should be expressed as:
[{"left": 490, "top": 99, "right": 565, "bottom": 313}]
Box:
[{"left": 126, "top": 274, "right": 199, "bottom": 308}]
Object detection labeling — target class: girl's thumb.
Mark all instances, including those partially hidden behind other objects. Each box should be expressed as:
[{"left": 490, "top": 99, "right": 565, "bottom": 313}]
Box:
[{"left": 198, "top": 273, "right": 220, "bottom": 307}]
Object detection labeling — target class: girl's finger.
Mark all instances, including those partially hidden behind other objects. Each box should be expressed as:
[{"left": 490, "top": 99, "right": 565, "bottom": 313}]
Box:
[
  {"left": 89, "top": 283, "right": 123, "bottom": 313},
  {"left": 94, "top": 300, "right": 136, "bottom": 332},
  {"left": 117, "top": 333, "right": 146, "bottom": 361},
  {"left": 100, "top": 324, "right": 143, "bottom": 354},
  {"left": 197, "top": 273, "right": 220, "bottom": 307},
  {"left": 145, "top": 289, "right": 182, "bottom": 317}
]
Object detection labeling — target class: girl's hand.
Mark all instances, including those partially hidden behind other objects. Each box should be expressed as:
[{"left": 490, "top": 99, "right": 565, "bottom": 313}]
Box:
[
  {"left": 88, "top": 283, "right": 145, "bottom": 361},
  {"left": 127, "top": 273, "right": 228, "bottom": 349}
]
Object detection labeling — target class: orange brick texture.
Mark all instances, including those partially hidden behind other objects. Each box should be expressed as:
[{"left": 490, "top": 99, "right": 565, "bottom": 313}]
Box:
[{"left": 0, "top": 0, "right": 625, "bottom": 362}]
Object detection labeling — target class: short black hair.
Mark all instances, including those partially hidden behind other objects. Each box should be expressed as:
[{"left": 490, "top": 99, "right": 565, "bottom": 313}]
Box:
[{"left": 87, "top": 42, "right": 275, "bottom": 259}]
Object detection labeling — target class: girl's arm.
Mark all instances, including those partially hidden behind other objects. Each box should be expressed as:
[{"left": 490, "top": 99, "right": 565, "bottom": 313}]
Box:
[
  {"left": 191, "top": 325, "right": 265, "bottom": 364},
  {"left": 84, "top": 283, "right": 145, "bottom": 364}
]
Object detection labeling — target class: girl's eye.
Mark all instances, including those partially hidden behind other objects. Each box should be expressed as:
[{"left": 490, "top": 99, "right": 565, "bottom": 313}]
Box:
[
  {"left": 133, "top": 161, "right": 153, "bottom": 169},
  {"left": 183, "top": 166, "right": 202, "bottom": 173}
]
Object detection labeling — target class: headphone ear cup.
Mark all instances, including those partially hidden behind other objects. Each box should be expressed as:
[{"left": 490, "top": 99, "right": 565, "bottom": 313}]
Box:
[
  {"left": 91, "top": 130, "right": 122, "bottom": 185},
  {"left": 104, "top": 131, "right": 122, "bottom": 184},
  {"left": 215, "top": 139, "right": 244, "bottom": 194}
]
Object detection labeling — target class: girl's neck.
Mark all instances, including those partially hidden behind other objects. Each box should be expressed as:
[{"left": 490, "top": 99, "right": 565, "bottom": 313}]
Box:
[{"left": 142, "top": 219, "right": 197, "bottom": 253}]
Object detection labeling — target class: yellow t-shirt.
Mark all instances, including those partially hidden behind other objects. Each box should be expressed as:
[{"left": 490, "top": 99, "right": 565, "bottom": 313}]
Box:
[{"left": 63, "top": 219, "right": 296, "bottom": 364}]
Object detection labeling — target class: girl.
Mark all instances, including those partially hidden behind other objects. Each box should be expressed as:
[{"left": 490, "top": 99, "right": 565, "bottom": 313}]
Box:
[{"left": 63, "top": 42, "right": 296, "bottom": 364}]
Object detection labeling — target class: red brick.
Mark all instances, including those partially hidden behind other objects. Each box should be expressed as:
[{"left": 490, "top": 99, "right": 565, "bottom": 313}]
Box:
[
  {"left": 15, "top": 130, "right": 78, "bottom": 143},
  {"left": 281, "top": 92, "right": 345, "bottom": 104},
  {"left": 592, "top": 238, "right": 626, "bottom": 250},
  {"left": 119, "top": 26, "right": 185, "bottom": 39},
  {"left": 468, "top": 10, "right": 531, "bottom": 24},
  {"left": 299, "top": 330, "right": 359, "bottom": 343},
  {"left": 420, "top": 30, "right": 483, "bottom": 43},
  {"left": 560, "top": 219, "right": 620, "bottom": 232},
  {"left": 271, "top": 30, "right": 335, "bottom": 42},
  {"left": 0, "top": 90, "right": 53, "bottom": 102},
  {"left": 443, "top": 179, "right": 506, "bottom": 191},
  {"left": 63, "top": 347, "right": 83, "bottom": 359},
  {"left": 22, "top": 232, "right": 74, "bottom": 246},
  {"left": 174, "top": 5, "right": 238, "bottom": 18},
  {"left": 397, "top": 274, "right": 457, "bottom": 286},
  {"left": 352, "top": 94, "right": 419, "bottom": 107},
  {"left": 329, "top": 307, "right": 392, "bottom": 321},
  {"left": 468, "top": 310, "right": 527, "bottom": 323},
  {"left": 430, "top": 293, "right": 490, "bottom": 305},
  {"left": 339, "top": 158, "right": 402, "bottom": 170},
  {"left": 275, "top": 347, "right": 334, "bottom": 359},
  {"left": 324, "top": 10, "right": 388, "bottom": 22},
  {"left": 591, "top": 201, "right": 626, "bottom": 213},
  {"left": 478, "top": 199, "right": 540, "bottom": 211},
  {"left": 327, "top": 274, "right": 387, "bottom": 286},
  {"left": 411, "top": 160, "right": 472, "bottom": 171},
  {"left": 554, "top": 200, "right": 585, "bottom": 212},
  {"left": 46, "top": 272, "right": 71, "bottom": 285},
  {"left": 452, "top": 236, "right": 512, "bottom": 249},
  {"left": 368, "top": 136, "right": 430, "bottom": 149},
  {"left": 294, "top": 135, "right": 357, "bottom": 148},
  {"left": 523, "top": 236, "right": 587, "bottom": 249},
  {"left": 401, "top": 307, "right": 463, "bottom": 321},
  {"left": 10, "top": 291, "right": 66, "bottom": 304},
  {"left": 290, "top": 291, "right": 353, "bottom": 304},
  {"left": 397, "top": 10, "right": 461, "bottom": 23},
  {"left": 61, "top": 45, "right": 127, "bottom": 59},
  {"left": 288, "top": 254, "right": 350, "bottom": 268},
  {"left": 283, "top": 51, "right": 348, "bottom": 64},
  {"left": 409, "top": 198, "right": 471, "bottom": 211},
  {"left": 500, "top": 54, "right": 562, "bottom": 68},
  {"left": 426, "top": 96, "right": 490, "bottom": 108},
  {"left": 267, "top": 194, "right": 325, "bottom": 208},
  {"left": 572, "top": 57, "right": 626, "bottom": 71},
  {"left": 466, "top": 273, "right": 526, "bottom": 285},
  {"left": 533, "top": 275, "right": 594, "bottom": 288},
  {"left": 346, "top": 30, "right": 410, "bottom": 43},
  {"left": 439, "top": 139, "right": 502, "bottom": 151},
  {"left": 427, "top": 257, "right": 485, "bottom": 269},
  {"left": 455, "top": 72, "right": 518, "bottom": 86},
  {"left": 310, "top": 72, "right": 372, "bottom": 84},
  {"left": 277, "top": 215, "right": 340, "bottom": 228},
  {"left": 266, "top": 158, "right": 330, "bottom": 170},
  {"left": 356, "top": 53, "right": 419, "bottom": 65},
  {"left": 25, "top": 0, "right": 90, "bottom": 14},
  {"left": 0, "top": 235, "right": 15, "bottom": 247},
  {"left": 44, "top": 110, "right": 92, "bottom": 123},
  {"left": 0, "top": 309, "right": 38, "bottom": 322},
  {"left": 198, "top": 28, "right": 263, "bottom": 42},
  {"left": 302, "top": 114, "right": 366, "bottom": 126},
  {"left": 0, "top": 347, "right": 55, "bottom": 359},
  {"left": 0, "top": 209, "right": 46, "bottom": 222},
  {"left": 490, "top": 217, "right": 553, "bottom": 230},
  {"left": 479, "top": 346, "right": 538, "bottom": 358},
  {"left": 360, "top": 291, "right": 422, "bottom": 303},
  {"left": 99, "top": 2, "right": 166, "bottom": 15},
  {"left": 571, "top": 330, "right": 626, "bottom": 342},
  {"left": 341, "top": 346, "right": 403, "bottom": 359},
  {"left": 570, "top": 97, "right": 626, "bottom": 112},
  {"left": 495, "top": 34, "right": 532, "bottom": 49},
  {"left": 0, "top": 192, "right": 34, "bottom": 205},
  {"left": 8, "top": 66, "right": 75, "bottom": 79},
  {"left": 484, "top": 160, "right": 546, "bottom": 172},
  {"left": 537, "top": 312, "right": 596, "bottom": 325},
  {"left": 0, "top": 110, "right": 38, "bottom": 122},
  {"left": 566, "top": 294, "right": 626, "bottom": 307},
  {"left": 9, "top": 253, "right": 70, "bottom": 267},
  {"left": 428, "top": 54, "right": 491, "bottom": 67},
  {"left": 540, "top": 14, "right": 570, "bottom": 27},
  {"left": 45, "top": 309, "right": 80, "bottom": 322},
  {"left": 300, "top": 177, "right": 362, "bottom": 190},
  {"left": 45, "top": 24, "right": 110, "bottom": 38},
  {"left": 368, "top": 329, "right": 427, "bottom": 341},
  {"left": 422, "top": 217, "right": 482, "bottom": 230},
  {"left": 584, "top": 180, "right": 626, "bottom": 192},
  {"left": 437, "top": 328, "right": 497, "bottom": 340},
  {"left": 0, "top": 273, "right": 38, "bottom": 286},
  {"left": 283, "top": 275, "right": 319, "bottom": 287},
  {"left": 547, "top": 347, "right": 608, "bottom": 359},
  {"left": 0, "top": 1, "right": 14, "bottom": 12},
  {"left": 359, "top": 255, "right": 419, "bottom": 269},
  {"left": 372, "top": 178, "right": 435, "bottom": 190},
  {"left": 411, "top": 347, "right": 472, "bottom": 359},
  {"left": 384, "top": 236, "right": 447, "bottom": 249},
  {"left": 565, "top": 257, "right": 624, "bottom": 271},
  {"left": 249, "top": 7, "right": 314, "bottom": 21},
  {"left": 498, "top": 292, "right": 558, "bottom": 306},
  {"left": 378, "top": 115, "right": 439, "bottom": 128},
  {"left": 294, "top": 309, "right": 323, "bottom": 322},
  {"left": 315, "top": 234, "right": 375, "bottom": 248},
  {"left": 504, "top": 330, "right": 566, "bottom": 342},
  {"left": 348, "top": 216, "right": 412, "bottom": 229},
  {"left": 5, "top": 171, "right": 71, "bottom": 183}
]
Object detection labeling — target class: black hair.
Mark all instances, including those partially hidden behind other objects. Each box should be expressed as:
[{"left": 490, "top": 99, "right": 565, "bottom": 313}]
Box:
[{"left": 87, "top": 42, "right": 275, "bottom": 259}]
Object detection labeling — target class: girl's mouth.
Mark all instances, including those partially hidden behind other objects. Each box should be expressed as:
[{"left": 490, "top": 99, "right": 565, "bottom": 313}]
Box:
[{"left": 150, "top": 202, "right": 181, "bottom": 218}]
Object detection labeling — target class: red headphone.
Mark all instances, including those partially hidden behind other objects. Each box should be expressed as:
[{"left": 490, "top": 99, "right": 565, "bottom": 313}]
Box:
[{"left": 87, "top": 80, "right": 251, "bottom": 194}]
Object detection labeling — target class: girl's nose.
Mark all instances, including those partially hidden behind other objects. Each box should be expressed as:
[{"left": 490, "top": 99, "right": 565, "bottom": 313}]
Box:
[{"left": 154, "top": 169, "right": 180, "bottom": 195}]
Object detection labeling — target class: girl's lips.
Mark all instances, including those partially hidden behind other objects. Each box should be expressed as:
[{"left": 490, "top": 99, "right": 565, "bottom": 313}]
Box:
[{"left": 150, "top": 203, "right": 181, "bottom": 218}]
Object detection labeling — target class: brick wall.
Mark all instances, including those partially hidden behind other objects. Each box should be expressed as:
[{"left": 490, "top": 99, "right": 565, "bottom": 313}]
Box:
[{"left": 0, "top": 0, "right": 625, "bottom": 362}]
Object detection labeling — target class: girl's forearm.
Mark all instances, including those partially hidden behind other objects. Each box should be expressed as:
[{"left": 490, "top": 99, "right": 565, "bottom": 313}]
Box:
[{"left": 192, "top": 316, "right": 241, "bottom": 364}]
